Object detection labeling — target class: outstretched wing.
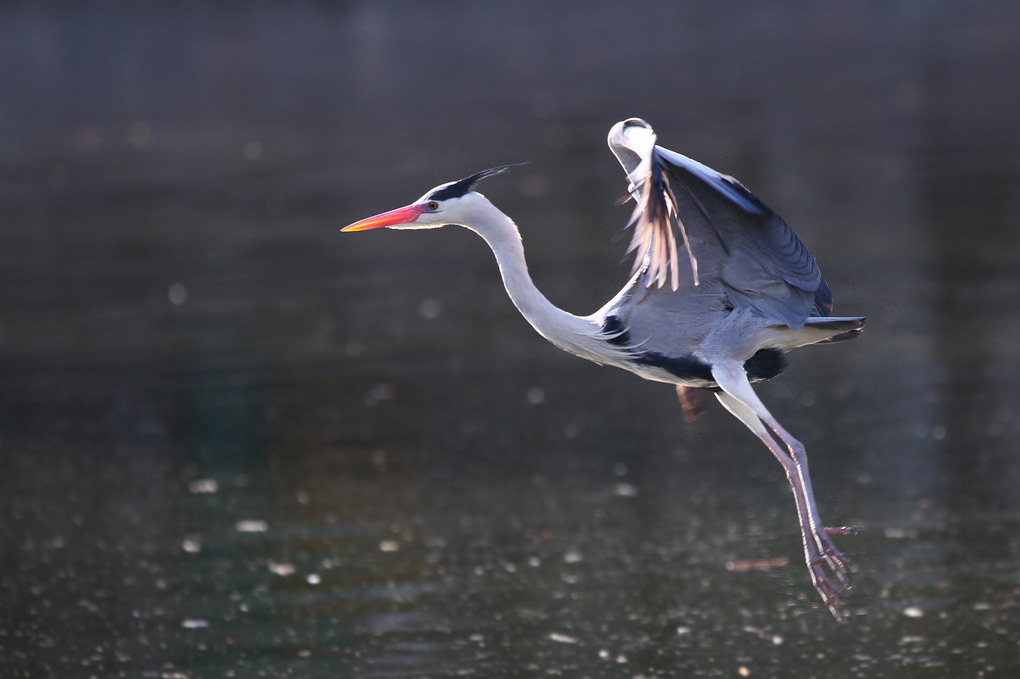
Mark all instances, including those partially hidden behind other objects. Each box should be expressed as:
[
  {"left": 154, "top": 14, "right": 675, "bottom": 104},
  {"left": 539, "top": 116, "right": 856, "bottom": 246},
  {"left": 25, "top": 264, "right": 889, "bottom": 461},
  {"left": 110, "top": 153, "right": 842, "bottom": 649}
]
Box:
[{"left": 607, "top": 118, "right": 832, "bottom": 329}]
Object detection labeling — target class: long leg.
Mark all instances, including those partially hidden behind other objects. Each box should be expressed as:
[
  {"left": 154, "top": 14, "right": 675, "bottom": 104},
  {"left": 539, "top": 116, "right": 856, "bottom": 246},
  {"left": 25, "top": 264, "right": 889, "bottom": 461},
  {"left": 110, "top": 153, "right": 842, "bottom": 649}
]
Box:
[
  {"left": 712, "top": 362, "right": 852, "bottom": 574},
  {"left": 757, "top": 411, "right": 857, "bottom": 577},
  {"left": 710, "top": 361, "right": 852, "bottom": 619},
  {"left": 714, "top": 390, "right": 847, "bottom": 619}
]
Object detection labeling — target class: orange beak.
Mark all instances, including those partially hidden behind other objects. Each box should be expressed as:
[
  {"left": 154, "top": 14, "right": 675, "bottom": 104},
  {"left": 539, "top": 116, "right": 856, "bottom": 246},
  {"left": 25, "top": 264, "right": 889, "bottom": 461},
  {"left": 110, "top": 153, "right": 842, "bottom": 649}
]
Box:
[{"left": 342, "top": 204, "right": 424, "bottom": 232}]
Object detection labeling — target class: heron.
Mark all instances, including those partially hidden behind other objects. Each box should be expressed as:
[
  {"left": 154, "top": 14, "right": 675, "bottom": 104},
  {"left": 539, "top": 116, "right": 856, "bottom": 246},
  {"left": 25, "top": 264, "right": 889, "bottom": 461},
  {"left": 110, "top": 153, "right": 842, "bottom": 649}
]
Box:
[{"left": 342, "top": 118, "right": 865, "bottom": 619}]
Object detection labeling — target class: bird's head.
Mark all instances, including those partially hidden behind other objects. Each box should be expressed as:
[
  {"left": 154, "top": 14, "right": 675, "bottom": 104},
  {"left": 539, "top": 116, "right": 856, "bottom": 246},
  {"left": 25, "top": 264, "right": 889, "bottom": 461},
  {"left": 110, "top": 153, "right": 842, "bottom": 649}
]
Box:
[{"left": 342, "top": 164, "right": 523, "bottom": 233}]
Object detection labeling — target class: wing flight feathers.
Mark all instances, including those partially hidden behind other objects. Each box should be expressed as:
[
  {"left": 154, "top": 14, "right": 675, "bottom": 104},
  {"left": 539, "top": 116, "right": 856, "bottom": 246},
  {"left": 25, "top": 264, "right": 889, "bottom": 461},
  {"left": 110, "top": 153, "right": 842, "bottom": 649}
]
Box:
[{"left": 608, "top": 118, "right": 831, "bottom": 329}]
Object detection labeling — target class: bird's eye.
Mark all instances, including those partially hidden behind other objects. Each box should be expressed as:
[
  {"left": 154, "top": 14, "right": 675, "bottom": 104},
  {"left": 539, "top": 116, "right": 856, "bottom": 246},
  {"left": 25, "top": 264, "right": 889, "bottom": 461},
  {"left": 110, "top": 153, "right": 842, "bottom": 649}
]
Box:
[{"left": 426, "top": 201, "right": 439, "bottom": 211}]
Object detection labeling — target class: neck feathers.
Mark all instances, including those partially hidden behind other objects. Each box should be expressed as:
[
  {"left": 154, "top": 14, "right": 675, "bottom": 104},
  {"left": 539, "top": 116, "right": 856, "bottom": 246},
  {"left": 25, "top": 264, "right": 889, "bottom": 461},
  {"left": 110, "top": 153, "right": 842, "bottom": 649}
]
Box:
[{"left": 468, "top": 210, "right": 630, "bottom": 365}]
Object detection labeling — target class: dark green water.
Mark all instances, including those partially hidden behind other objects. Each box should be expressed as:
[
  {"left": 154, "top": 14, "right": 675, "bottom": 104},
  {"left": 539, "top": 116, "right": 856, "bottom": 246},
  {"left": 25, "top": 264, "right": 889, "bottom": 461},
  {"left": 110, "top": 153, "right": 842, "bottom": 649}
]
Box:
[{"left": 3, "top": 2, "right": 1020, "bottom": 677}]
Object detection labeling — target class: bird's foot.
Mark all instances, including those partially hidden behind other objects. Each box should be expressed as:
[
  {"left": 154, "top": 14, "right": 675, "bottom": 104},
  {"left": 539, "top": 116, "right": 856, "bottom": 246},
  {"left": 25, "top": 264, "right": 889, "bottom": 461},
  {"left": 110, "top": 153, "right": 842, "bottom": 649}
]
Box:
[
  {"left": 807, "top": 560, "right": 848, "bottom": 622},
  {"left": 813, "top": 531, "right": 854, "bottom": 590}
]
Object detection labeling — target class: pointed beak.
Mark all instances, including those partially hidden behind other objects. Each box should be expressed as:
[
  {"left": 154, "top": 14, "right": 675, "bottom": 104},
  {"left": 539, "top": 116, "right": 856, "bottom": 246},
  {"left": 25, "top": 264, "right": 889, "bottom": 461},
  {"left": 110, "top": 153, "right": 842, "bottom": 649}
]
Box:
[{"left": 342, "top": 204, "right": 424, "bottom": 232}]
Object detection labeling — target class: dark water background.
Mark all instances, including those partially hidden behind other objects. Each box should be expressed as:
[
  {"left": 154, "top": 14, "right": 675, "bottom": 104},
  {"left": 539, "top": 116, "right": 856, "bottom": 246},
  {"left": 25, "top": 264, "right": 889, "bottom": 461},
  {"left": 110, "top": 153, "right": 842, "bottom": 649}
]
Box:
[{"left": 3, "top": 2, "right": 1020, "bottom": 677}]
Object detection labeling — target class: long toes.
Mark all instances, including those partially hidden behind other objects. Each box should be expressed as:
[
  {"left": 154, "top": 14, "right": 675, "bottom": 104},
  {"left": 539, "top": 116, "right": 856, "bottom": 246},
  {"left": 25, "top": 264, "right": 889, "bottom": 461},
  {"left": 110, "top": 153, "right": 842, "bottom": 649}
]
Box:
[
  {"left": 813, "top": 532, "right": 855, "bottom": 577},
  {"left": 823, "top": 543, "right": 855, "bottom": 576},
  {"left": 811, "top": 551, "right": 853, "bottom": 590},
  {"left": 809, "top": 567, "right": 847, "bottom": 621},
  {"left": 829, "top": 560, "right": 853, "bottom": 589}
]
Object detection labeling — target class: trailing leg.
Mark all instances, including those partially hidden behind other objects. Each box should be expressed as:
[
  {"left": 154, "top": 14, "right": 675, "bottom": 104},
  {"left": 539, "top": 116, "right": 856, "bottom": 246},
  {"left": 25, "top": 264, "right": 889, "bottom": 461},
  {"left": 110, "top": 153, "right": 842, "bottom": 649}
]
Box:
[{"left": 710, "top": 361, "right": 852, "bottom": 618}]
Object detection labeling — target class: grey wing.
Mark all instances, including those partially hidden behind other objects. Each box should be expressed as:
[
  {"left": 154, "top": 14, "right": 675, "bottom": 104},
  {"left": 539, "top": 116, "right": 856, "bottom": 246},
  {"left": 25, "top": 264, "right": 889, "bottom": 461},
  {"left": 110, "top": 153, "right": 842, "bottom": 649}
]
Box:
[{"left": 608, "top": 118, "right": 832, "bottom": 329}]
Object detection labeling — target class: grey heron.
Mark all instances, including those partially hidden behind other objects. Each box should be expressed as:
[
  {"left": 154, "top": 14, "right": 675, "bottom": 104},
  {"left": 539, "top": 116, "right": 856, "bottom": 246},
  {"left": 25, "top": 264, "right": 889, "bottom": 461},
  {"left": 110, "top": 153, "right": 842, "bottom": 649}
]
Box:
[{"left": 342, "top": 118, "right": 865, "bottom": 620}]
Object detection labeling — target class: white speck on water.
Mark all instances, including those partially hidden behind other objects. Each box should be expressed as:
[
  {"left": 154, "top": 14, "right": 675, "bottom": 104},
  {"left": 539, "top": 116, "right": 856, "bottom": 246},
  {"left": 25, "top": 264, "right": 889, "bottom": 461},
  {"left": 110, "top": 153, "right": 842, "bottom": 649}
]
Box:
[
  {"left": 268, "top": 562, "right": 295, "bottom": 576},
  {"left": 903, "top": 606, "right": 924, "bottom": 618},
  {"left": 379, "top": 540, "right": 400, "bottom": 552},
  {"left": 563, "top": 550, "right": 583, "bottom": 563},
  {"left": 235, "top": 520, "right": 267, "bottom": 533},
  {"left": 503, "top": 562, "right": 517, "bottom": 573},
  {"left": 738, "top": 666, "right": 750, "bottom": 677},
  {"left": 181, "top": 619, "right": 209, "bottom": 629},
  {"left": 188, "top": 479, "right": 218, "bottom": 494},
  {"left": 528, "top": 556, "right": 541, "bottom": 567},
  {"left": 306, "top": 573, "right": 321, "bottom": 585},
  {"left": 598, "top": 649, "right": 610, "bottom": 659},
  {"left": 181, "top": 537, "right": 201, "bottom": 553},
  {"left": 548, "top": 632, "right": 578, "bottom": 644},
  {"left": 973, "top": 602, "right": 992, "bottom": 610},
  {"left": 168, "top": 283, "right": 187, "bottom": 306},
  {"left": 614, "top": 483, "right": 638, "bottom": 497},
  {"left": 676, "top": 626, "right": 691, "bottom": 636},
  {"left": 418, "top": 298, "right": 442, "bottom": 319},
  {"left": 615, "top": 654, "right": 628, "bottom": 663},
  {"left": 526, "top": 387, "right": 546, "bottom": 405}
]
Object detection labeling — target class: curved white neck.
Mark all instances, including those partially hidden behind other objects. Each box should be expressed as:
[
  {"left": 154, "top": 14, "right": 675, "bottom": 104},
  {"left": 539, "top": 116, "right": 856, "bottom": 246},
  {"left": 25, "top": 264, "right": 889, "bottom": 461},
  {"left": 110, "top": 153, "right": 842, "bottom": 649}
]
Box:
[{"left": 466, "top": 211, "right": 614, "bottom": 363}]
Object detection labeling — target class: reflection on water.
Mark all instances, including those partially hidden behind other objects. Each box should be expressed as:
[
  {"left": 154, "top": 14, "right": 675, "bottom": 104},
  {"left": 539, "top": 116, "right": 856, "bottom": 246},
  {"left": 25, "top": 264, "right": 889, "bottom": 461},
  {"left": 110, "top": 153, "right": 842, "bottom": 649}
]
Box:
[{"left": 2, "top": 2, "right": 1020, "bottom": 677}]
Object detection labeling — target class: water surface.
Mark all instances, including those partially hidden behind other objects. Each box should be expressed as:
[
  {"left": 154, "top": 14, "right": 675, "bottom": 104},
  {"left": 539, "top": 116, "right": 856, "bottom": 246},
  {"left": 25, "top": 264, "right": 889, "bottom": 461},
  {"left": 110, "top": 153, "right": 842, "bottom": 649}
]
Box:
[{"left": 2, "top": 2, "right": 1020, "bottom": 677}]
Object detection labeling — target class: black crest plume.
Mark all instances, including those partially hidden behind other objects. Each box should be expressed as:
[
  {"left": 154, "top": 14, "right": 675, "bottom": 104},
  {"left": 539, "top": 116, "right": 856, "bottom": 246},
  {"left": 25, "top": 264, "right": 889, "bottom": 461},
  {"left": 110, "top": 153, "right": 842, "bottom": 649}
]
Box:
[{"left": 427, "top": 162, "right": 528, "bottom": 201}]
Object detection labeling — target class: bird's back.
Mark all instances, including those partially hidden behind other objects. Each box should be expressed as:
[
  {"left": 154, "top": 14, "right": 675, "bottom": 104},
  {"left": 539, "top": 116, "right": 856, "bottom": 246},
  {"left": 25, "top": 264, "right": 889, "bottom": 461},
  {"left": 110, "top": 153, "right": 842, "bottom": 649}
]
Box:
[{"left": 597, "top": 118, "right": 858, "bottom": 374}]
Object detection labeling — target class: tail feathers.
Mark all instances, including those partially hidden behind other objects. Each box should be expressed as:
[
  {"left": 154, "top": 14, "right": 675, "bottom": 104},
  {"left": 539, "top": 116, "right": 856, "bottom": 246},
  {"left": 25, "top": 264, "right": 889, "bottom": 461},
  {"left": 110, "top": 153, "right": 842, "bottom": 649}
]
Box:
[
  {"left": 766, "top": 316, "right": 865, "bottom": 350},
  {"left": 806, "top": 316, "right": 866, "bottom": 344}
]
